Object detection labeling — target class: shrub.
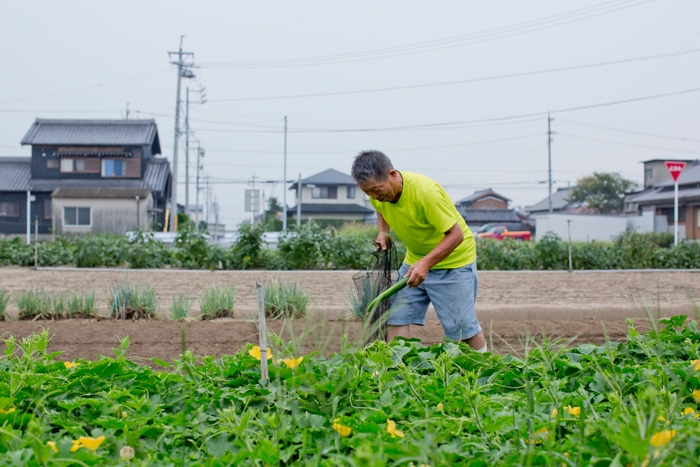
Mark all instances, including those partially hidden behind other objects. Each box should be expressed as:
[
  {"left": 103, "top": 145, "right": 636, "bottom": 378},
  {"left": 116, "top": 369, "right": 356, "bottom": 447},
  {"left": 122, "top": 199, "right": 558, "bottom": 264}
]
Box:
[
  {"left": 74, "top": 233, "right": 129, "bottom": 268},
  {"left": 169, "top": 295, "right": 192, "bottom": 321},
  {"left": 16, "top": 288, "right": 52, "bottom": 320},
  {"left": 228, "top": 222, "right": 266, "bottom": 269},
  {"left": 67, "top": 291, "right": 97, "bottom": 318},
  {"left": 0, "top": 237, "right": 34, "bottom": 266},
  {"left": 109, "top": 281, "right": 157, "bottom": 319},
  {"left": 199, "top": 286, "right": 236, "bottom": 319},
  {"left": 0, "top": 290, "right": 9, "bottom": 321},
  {"left": 278, "top": 223, "right": 332, "bottom": 269},
  {"left": 476, "top": 238, "right": 533, "bottom": 270},
  {"left": 172, "top": 224, "right": 224, "bottom": 269},
  {"left": 38, "top": 237, "right": 75, "bottom": 266},
  {"left": 264, "top": 281, "right": 309, "bottom": 319},
  {"left": 533, "top": 232, "right": 568, "bottom": 270},
  {"left": 125, "top": 232, "right": 171, "bottom": 269}
]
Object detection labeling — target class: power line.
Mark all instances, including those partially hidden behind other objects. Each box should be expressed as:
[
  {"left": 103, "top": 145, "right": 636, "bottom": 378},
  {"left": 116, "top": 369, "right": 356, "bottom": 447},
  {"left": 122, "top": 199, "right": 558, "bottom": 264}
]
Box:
[
  {"left": 558, "top": 119, "right": 700, "bottom": 143},
  {"left": 192, "top": 86, "right": 700, "bottom": 134},
  {"left": 201, "top": 0, "right": 652, "bottom": 69},
  {"left": 558, "top": 133, "right": 700, "bottom": 154},
  {"left": 209, "top": 48, "right": 700, "bottom": 102}
]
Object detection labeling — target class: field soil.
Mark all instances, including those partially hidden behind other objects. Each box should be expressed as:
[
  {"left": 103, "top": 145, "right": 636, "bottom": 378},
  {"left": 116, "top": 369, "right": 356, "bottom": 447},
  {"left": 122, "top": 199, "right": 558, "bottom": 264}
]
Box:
[{"left": 1, "top": 267, "right": 699, "bottom": 361}]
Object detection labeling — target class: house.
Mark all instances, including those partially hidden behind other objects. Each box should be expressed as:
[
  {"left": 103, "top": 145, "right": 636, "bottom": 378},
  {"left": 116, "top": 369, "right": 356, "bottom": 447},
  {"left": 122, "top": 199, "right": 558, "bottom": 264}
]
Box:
[
  {"left": 0, "top": 118, "right": 172, "bottom": 238},
  {"left": 455, "top": 188, "right": 510, "bottom": 210},
  {"left": 288, "top": 168, "right": 374, "bottom": 223},
  {"left": 524, "top": 186, "right": 585, "bottom": 215},
  {"left": 625, "top": 159, "right": 700, "bottom": 240},
  {"left": 641, "top": 158, "right": 694, "bottom": 189}
]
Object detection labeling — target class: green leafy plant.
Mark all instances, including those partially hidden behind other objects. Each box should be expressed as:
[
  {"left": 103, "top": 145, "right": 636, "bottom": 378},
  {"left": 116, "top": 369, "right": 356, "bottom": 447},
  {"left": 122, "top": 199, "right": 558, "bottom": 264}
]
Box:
[
  {"left": 0, "top": 290, "right": 9, "bottom": 321},
  {"left": 228, "top": 222, "right": 266, "bottom": 269},
  {"left": 278, "top": 222, "right": 332, "bottom": 269},
  {"left": 172, "top": 223, "right": 225, "bottom": 269},
  {"left": 108, "top": 281, "right": 157, "bottom": 319},
  {"left": 199, "top": 286, "right": 236, "bottom": 319},
  {"left": 264, "top": 280, "right": 309, "bottom": 319},
  {"left": 66, "top": 291, "right": 97, "bottom": 318},
  {"left": 15, "top": 288, "right": 52, "bottom": 320},
  {"left": 125, "top": 231, "right": 171, "bottom": 269},
  {"left": 169, "top": 295, "right": 192, "bottom": 321}
]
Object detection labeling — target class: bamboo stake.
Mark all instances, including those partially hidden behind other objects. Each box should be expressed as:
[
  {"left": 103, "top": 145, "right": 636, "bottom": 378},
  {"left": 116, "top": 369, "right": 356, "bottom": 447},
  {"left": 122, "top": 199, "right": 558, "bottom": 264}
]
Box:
[{"left": 255, "top": 279, "right": 269, "bottom": 381}]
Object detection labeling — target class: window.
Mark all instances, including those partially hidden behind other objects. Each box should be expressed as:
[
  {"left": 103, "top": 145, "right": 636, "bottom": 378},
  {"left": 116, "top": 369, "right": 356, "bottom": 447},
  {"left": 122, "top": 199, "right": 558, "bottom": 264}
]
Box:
[
  {"left": 311, "top": 186, "right": 337, "bottom": 199},
  {"left": 46, "top": 159, "right": 59, "bottom": 169},
  {"left": 102, "top": 158, "right": 140, "bottom": 178},
  {"left": 0, "top": 202, "right": 19, "bottom": 217},
  {"left": 60, "top": 158, "right": 99, "bottom": 173},
  {"left": 43, "top": 199, "right": 52, "bottom": 220},
  {"left": 64, "top": 207, "right": 91, "bottom": 226},
  {"left": 665, "top": 208, "right": 686, "bottom": 223},
  {"left": 645, "top": 168, "right": 653, "bottom": 180},
  {"left": 347, "top": 186, "right": 356, "bottom": 199}
]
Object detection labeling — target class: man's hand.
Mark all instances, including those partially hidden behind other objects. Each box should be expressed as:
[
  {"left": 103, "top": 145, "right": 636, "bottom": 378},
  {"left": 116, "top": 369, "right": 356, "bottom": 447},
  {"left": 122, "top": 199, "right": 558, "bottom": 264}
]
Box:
[
  {"left": 405, "top": 259, "right": 429, "bottom": 288},
  {"left": 375, "top": 231, "right": 392, "bottom": 251}
]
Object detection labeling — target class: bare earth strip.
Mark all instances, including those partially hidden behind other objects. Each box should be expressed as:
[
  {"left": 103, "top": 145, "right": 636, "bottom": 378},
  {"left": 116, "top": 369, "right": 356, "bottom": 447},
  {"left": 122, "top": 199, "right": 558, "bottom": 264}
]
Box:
[{"left": 0, "top": 267, "right": 698, "bottom": 361}]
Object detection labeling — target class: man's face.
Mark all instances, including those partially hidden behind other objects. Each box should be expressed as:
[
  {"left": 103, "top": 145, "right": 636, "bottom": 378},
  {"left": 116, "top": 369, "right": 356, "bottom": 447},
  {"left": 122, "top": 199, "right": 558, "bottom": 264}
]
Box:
[{"left": 357, "top": 170, "right": 400, "bottom": 203}]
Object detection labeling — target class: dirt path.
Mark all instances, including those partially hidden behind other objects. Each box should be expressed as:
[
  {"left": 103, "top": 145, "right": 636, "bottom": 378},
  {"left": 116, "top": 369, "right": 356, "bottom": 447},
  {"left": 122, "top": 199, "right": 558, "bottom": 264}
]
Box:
[{"left": 0, "top": 267, "right": 698, "bottom": 361}]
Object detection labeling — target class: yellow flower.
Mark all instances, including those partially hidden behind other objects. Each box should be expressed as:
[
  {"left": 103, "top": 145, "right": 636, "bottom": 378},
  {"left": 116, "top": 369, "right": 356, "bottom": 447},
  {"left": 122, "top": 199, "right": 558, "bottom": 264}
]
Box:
[
  {"left": 332, "top": 418, "right": 351, "bottom": 436},
  {"left": 693, "top": 389, "right": 700, "bottom": 403},
  {"left": 0, "top": 408, "right": 15, "bottom": 414},
  {"left": 64, "top": 361, "right": 79, "bottom": 369},
  {"left": 248, "top": 346, "right": 272, "bottom": 360},
  {"left": 46, "top": 441, "right": 58, "bottom": 453},
  {"left": 681, "top": 407, "right": 700, "bottom": 418},
  {"left": 565, "top": 406, "right": 580, "bottom": 417},
  {"left": 436, "top": 403, "right": 443, "bottom": 411},
  {"left": 691, "top": 360, "right": 700, "bottom": 370},
  {"left": 528, "top": 427, "right": 551, "bottom": 444},
  {"left": 282, "top": 357, "right": 303, "bottom": 369},
  {"left": 551, "top": 408, "right": 558, "bottom": 418},
  {"left": 120, "top": 446, "right": 135, "bottom": 461},
  {"left": 649, "top": 430, "right": 676, "bottom": 447},
  {"left": 386, "top": 419, "right": 404, "bottom": 438},
  {"left": 70, "top": 436, "right": 106, "bottom": 452}
]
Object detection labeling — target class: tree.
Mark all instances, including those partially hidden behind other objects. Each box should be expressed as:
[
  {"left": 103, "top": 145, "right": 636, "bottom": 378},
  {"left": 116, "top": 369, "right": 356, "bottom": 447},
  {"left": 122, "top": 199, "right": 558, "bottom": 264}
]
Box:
[
  {"left": 567, "top": 172, "right": 637, "bottom": 214},
  {"left": 264, "top": 196, "right": 284, "bottom": 231}
]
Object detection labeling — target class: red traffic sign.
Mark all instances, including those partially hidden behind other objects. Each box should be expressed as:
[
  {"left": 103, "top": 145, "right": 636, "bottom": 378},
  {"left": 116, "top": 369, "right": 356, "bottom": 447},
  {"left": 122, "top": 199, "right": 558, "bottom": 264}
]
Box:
[{"left": 665, "top": 161, "right": 686, "bottom": 183}]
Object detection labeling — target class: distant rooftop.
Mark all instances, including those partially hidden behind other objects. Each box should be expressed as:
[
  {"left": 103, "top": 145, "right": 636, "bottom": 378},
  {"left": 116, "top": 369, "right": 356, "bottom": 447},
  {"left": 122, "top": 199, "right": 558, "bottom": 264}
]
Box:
[
  {"left": 289, "top": 168, "right": 356, "bottom": 189},
  {"left": 0, "top": 157, "right": 31, "bottom": 192},
  {"left": 456, "top": 188, "right": 511, "bottom": 205},
  {"left": 21, "top": 118, "right": 161, "bottom": 154}
]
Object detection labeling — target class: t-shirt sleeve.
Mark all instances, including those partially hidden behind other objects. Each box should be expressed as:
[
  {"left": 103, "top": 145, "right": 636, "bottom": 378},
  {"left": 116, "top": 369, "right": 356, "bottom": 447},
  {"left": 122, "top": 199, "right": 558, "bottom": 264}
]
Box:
[{"left": 424, "top": 188, "right": 460, "bottom": 234}]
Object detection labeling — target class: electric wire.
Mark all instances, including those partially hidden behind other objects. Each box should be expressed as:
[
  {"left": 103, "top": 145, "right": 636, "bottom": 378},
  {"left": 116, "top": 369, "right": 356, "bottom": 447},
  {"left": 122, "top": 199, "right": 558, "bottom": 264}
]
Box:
[
  {"left": 558, "top": 133, "right": 700, "bottom": 154},
  {"left": 201, "top": 0, "right": 653, "bottom": 69},
  {"left": 558, "top": 119, "right": 700, "bottom": 143}
]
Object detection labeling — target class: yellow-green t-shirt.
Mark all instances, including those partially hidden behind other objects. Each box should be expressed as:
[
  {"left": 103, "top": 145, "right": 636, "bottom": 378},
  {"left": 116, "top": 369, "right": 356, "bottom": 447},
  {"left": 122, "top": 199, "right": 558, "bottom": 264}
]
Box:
[{"left": 369, "top": 171, "right": 476, "bottom": 269}]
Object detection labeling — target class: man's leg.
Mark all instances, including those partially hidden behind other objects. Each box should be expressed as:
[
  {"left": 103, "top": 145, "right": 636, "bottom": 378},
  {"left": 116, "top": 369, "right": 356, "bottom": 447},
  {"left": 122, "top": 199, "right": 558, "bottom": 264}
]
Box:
[
  {"left": 387, "top": 324, "right": 410, "bottom": 341},
  {"left": 462, "top": 331, "right": 486, "bottom": 351}
]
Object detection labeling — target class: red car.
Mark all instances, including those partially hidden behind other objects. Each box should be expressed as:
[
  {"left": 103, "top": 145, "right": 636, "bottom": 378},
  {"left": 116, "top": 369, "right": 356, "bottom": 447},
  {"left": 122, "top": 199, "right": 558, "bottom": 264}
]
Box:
[{"left": 476, "top": 225, "right": 531, "bottom": 241}]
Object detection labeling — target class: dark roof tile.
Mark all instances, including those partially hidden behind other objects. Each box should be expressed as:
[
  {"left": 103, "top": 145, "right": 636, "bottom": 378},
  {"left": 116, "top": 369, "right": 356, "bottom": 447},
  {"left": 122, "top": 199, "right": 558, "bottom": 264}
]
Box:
[{"left": 0, "top": 157, "right": 31, "bottom": 191}]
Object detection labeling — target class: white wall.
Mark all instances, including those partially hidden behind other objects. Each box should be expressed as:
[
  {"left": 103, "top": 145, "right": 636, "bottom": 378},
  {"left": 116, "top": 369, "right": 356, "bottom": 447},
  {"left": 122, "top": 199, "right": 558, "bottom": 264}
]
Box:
[
  {"left": 298, "top": 185, "right": 365, "bottom": 206},
  {"left": 626, "top": 210, "right": 655, "bottom": 233},
  {"left": 53, "top": 195, "right": 152, "bottom": 234},
  {"left": 534, "top": 213, "right": 629, "bottom": 242}
]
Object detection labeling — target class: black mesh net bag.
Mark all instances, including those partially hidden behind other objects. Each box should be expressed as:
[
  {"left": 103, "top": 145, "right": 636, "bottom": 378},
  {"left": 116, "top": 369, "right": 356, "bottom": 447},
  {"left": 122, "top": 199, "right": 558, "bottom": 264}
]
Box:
[{"left": 351, "top": 245, "right": 400, "bottom": 344}]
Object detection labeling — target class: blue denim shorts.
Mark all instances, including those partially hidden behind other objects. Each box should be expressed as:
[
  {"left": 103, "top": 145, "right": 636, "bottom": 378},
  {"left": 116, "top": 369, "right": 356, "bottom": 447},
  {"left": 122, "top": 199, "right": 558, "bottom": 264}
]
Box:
[{"left": 388, "top": 262, "right": 481, "bottom": 341}]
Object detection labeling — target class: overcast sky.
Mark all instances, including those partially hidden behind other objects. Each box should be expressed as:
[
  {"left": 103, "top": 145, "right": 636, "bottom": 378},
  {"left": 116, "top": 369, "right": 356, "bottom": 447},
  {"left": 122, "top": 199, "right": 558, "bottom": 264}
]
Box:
[{"left": 1, "top": 0, "right": 699, "bottom": 228}]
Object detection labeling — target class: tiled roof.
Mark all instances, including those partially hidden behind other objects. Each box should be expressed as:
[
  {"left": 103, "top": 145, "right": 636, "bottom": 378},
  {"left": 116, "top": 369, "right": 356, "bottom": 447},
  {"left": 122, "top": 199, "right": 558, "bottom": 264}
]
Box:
[
  {"left": 525, "top": 187, "right": 580, "bottom": 213},
  {"left": 52, "top": 187, "right": 152, "bottom": 199},
  {"left": 144, "top": 157, "right": 170, "bottom": 194},
  {"left": 626, "top": 186, "right": 700, "bottom": 204},
  {"left": 457, "top": 207, "right": 521, "bottom": 223},
  {"left": 289, "top": 168, "right": 356, "bottom": 189},
  {"left": 0, "top": 157, "right": 31, "bottom": 191},
  {"left": 287, "top": 203, "right": 374, "bottom": 216},
  {"left": 456, "top": 188, "right": 511, "bottom": 205},
  {"left": 21, "top": 119, "right": 161, "bottom": 154}
]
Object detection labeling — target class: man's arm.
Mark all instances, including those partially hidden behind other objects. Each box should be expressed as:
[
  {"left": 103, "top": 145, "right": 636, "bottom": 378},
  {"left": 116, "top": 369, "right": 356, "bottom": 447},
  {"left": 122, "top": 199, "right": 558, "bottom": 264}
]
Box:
[
  {"left": 375, "top": 211, "right": 393, "bottom": 251},
  {"left": 405, "top": 222, "right": 463, "bottom": 287}
]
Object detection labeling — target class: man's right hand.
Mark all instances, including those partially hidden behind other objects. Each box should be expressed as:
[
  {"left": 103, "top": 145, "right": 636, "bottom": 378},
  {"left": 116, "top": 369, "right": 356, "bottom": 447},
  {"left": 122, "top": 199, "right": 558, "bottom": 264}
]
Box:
[{"left": 375, "top": 232, "right": 392, "bottom": 251}]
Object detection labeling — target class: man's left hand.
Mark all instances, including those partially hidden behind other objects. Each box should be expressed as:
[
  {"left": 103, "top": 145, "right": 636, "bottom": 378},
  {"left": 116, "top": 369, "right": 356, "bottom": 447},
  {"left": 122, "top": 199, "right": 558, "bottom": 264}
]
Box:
[{"left": 405, "top": 259, "right": 430, "bottom": 288}]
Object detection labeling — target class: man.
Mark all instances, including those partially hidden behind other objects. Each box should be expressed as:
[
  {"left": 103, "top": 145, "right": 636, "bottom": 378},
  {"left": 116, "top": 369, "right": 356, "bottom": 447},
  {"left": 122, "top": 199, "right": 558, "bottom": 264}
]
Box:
[{"left": 351, "top": 150, "right": 487, "bottom": 352}]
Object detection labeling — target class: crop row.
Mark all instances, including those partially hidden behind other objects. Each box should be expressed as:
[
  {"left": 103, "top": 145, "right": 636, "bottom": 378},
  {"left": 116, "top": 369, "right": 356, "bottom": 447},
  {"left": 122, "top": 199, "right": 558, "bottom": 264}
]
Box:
[
  {"left": 2, "top": 223, "right": 699, "bottom": 270},
  {"left": 0, "top": 281, "right": 309, "bottom": 322},
  {"left": 0, "top": 315, "right": 698, "bottom": 465}
]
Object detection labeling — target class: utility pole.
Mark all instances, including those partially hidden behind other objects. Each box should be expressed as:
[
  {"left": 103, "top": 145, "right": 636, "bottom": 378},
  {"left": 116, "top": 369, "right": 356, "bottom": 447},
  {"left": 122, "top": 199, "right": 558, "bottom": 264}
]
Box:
[
  {"left": 283, "top": 116, "right": 288, "bottom": 232},
  {"left": 296, "top": 173, "right": 302, "bottom": 227},
  {"left": 195, "top": 145, "right": 204, "bottom": 228},
  {"left": 185, "top": 87, "right": 190, "bottom": 217},
  {"left": 125, "top": 103, "right": 130, "bottom": 120},
  {"left": 547, "top": 112, "right": 554, "bottom": 213},
  {"left": 168, "top": 36, "right": 195, "bottom": 232}
]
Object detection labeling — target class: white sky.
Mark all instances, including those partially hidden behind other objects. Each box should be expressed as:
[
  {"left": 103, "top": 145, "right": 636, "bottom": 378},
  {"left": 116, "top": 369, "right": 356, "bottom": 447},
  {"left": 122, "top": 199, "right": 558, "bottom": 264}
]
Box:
[{"left": 1, "top": 0, "right": 699, "bottom": 228}]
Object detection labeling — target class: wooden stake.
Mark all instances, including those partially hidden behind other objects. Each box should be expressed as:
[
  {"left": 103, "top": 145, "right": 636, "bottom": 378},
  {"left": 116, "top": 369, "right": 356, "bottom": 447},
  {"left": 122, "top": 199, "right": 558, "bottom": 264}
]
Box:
[{"left": 255, "top": 279, "right": 269, "bottom": 381}]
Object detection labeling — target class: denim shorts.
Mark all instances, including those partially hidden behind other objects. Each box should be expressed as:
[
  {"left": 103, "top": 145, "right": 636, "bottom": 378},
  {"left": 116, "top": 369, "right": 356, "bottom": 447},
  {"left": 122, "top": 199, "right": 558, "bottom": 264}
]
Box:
[{"left": 387, "top": 261, "right": 481, "bottom": 341}]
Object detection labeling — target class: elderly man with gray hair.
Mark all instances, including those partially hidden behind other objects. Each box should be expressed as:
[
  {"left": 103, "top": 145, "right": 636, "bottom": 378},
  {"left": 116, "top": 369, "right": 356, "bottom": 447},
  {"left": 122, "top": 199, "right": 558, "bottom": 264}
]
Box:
[{"left": 351, "top": 150, "right": 487, "bottom": 352}]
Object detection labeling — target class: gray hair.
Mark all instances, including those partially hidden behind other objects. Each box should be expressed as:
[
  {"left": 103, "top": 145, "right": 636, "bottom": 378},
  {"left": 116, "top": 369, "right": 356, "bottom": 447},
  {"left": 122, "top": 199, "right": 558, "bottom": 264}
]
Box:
[{"left": 351, "top": 150, "right": 394, "bottom": 184}]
